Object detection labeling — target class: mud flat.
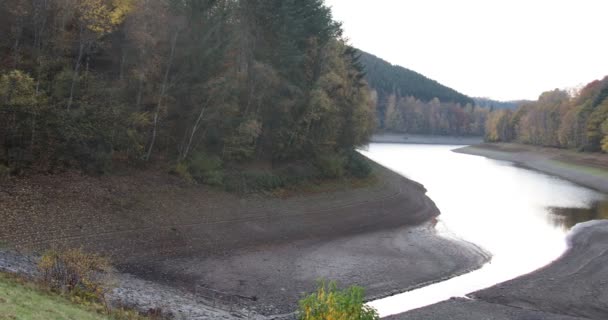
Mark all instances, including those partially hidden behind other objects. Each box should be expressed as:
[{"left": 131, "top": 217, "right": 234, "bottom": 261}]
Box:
[
  {"left": 371, "top": 133, "right": 483, "bottom": 146},
  {"left": 455, "top": 143, "right": 608, "bottom": 193},
  {"left": 0, "top": 164, "right": 489, "bottom": 318},
  {"left": 386, "top": 221, "right": 608, "bottom": 320}
]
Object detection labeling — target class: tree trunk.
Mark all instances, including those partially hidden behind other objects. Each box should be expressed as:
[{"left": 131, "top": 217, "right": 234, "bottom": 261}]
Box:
[
  {"left": 135, "top": 75, "right": 144, "bottom": 109},
  {"left": 119, "top": 50, "right": 126, "bottom": 81},
  {"left": 145, "top": 30, "right": 179, "bottom": 161},
  {"left": 181, "top": 97, "right": 211, "bottom": 161},
  {"left": 67, "top": 36, "right": 85, "bottom": 111}
]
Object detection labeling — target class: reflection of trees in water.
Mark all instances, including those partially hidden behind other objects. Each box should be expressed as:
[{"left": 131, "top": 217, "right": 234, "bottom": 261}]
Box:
[{"left": 547, "top": 201, "right": 608, "bottom": 230}]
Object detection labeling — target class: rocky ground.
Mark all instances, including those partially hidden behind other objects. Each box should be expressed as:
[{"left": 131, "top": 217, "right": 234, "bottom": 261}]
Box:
[
  {"left": 0, "top": 164, "right": 489, "bottom": 318},
  {"left": 388, "top": 220, "right": 608, "bottom": 320}
]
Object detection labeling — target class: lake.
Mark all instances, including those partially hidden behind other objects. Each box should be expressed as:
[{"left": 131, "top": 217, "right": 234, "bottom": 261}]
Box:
[{"left": 361, "top": 143, "right": 608, "bottom": 317}]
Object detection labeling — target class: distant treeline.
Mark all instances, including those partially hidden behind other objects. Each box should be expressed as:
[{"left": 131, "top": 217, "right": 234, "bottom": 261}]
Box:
[
  {"left": 485, "top": 77, "right": 608, "bottom": 152},
  {"left": 382, "top": 96, "right": 488, "bottom": 136},
  {"left": 473, "top": 98, "right": 526, "bottom": 110},
  {"left": 358, "top": 50, "right": 485, "bottom": 135},
  {"left": 0, "top": 0, "right": 375, "bottom": 181}
]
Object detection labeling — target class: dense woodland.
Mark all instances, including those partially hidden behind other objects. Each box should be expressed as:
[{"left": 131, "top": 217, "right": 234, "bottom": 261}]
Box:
[
  {"left": 485, "top": 76, "right": 608, "bottom": 152},
  {"left": 473, "top": 98, "right": 524, "bottom": 110},
  {"left": 381, "top": 95, "right": 488, "bottom": 136},
  {"left": 0, "top": 0, "right": 376, "bottom": 186},
  {"left": 360, "top": 51, "right": 487, "bottom": 136}
]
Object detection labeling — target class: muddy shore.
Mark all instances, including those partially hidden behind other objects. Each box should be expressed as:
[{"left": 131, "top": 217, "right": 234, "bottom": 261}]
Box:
[
  {"left": 387, "top": 220, "right": 608, "bottom": 320},
  {"left": 455, "top": 143, "right": 608, "bottom": 193},
  {"left": 371, "top": 133, "right": 483, "bottom": 146},
  {"left": 0, "top": 164, "right": 489, "bottom": 318}
]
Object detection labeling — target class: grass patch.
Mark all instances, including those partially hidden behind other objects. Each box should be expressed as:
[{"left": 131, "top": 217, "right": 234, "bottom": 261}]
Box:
[
  {"left": 0, "top": 272, "right": 152, "bottom": 320},
  {"left": 298, "top": 280, "right": 379, "bottom": 320},
  {"left": 0, "top": 272, "right": 110, "bottom": 320},
  {"left": 549, "top": 160, "right": 608, "bottom": 178}
]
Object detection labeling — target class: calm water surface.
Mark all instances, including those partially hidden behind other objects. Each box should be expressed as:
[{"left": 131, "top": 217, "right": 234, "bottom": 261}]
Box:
[{"left": 362, "top": 143, "right": 608, "bottom": 317}]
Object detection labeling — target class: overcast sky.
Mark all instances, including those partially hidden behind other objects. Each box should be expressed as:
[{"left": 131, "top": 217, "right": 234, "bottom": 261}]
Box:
[{"left": 325, "top": 0, "right": 608, "bottom": 101}]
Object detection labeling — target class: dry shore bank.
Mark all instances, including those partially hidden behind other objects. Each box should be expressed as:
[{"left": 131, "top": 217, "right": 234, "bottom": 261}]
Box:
[
  {"left": 370, "top": 133, "right": 483, "bottom": 145},
  {"left": 0, "top": 164, "right": 489, "bottom": 318},
  {"left": 387, "top": 221, "right": 608, "bottom": 320},
  {"left": 455, "top": 143, "right": 608, "bottom": 193}
]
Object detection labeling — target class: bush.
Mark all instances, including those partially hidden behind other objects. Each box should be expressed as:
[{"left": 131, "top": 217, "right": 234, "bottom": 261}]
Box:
[
  {"left": 0, "top": 164, "right": 10, "bottom": 180},
  {"left": 174, "top": 162, "right": 194, "bottom": 183},
  {"left": 315, "top": 153, "right": 347, "bottom": 179},
  {"left": 187, "top": 152, "right": 223, "bottom": 186},
  {"left": 299, "top": 281, "right": 379, "bottom": 320},
  {"left": 345, "top": 151, "right": 373, "bottom": 178},
  {"left": 222, "top": 163, "right": 321, "bottom": 194},
  {"left": 223, "top": 171, "right": 287, "bottom": 194},
  {"left": 38, "top": 249, "right": 112, "bottom": 302}
]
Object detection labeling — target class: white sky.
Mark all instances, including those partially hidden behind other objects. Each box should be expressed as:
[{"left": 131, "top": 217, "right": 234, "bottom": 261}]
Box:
[{"left": 325, "top": 0, "right": 608, "bottom": 101}]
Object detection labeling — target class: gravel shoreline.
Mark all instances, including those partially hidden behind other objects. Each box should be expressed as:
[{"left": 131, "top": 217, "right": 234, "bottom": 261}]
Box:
[
  {"left": 0, "top": 163, "right": 490, "bottom": 318},
  {"left": 388, "top": 220, "right": 608, "bottom": 320}
]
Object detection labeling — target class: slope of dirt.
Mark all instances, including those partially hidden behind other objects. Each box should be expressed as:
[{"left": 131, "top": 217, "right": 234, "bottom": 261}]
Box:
[
  {"left": 0, "top": 165, "right": 489, "bottom": 316},
  {"left": 386, "top": 221, "right": 608, "bottom": 320}
]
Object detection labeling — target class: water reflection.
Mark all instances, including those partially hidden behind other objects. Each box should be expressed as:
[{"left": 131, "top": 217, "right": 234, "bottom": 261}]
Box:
[
  {"left": 548, "top": 201, "right": 608, "bottom": 230},
  {"left": 362, "top": 143, "right": 607, "bottom": 317}
]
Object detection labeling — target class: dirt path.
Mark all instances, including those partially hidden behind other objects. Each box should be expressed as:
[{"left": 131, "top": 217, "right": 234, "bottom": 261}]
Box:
[
  {"left": 455, "top": 143, "right": 608, "bottom": 193},
  {"left": 388, "top": 221, "right": 608, "bottom": 320}
]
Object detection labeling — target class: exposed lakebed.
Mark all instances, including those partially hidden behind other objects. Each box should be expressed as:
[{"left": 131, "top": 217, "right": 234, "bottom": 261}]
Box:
[{"left": 362, "top": 143, "right": 608, "bottom": 317}]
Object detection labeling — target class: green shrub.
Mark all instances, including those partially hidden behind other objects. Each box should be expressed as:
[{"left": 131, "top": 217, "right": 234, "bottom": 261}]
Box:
[
  {"left": 223, "top": 171, "right": 287, "bottom": 194},
  {"left": 38, "top": 249, "right": 112, "bottom": 303},
  {"left": 315, "top": 153, "right": 346, "bottom": 179},
  {"left": 174, "top": 162, "right": 194, "bottom": 183},
  {"left": 0, "top": 164, "right": 10, "bottom": 180},
  {"left": 298, "top": 281, "right": 379, "bottom": 320},
  {"left": 187, "top": 152, "right": 223, "bottom": 186},
  {"left": 346, "top": 151, "right": 373, "bottom": 178}
]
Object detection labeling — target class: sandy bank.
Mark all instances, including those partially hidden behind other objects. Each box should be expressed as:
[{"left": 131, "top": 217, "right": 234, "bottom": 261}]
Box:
[
  {"left": 387, "top": 220, "right": 608, "bottom": 320},
  {"left": 370, "top": 134, "right": 483, "bottom": 145},
  {"left": 0, "top": 164, "right": 489, "bottom": 318},
  {"left": 455, "top": 143, "right": 608, "bottom": 193}
]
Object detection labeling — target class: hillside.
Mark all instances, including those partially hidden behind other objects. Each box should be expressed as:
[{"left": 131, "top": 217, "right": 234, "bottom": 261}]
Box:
[
  {"left": 473, "top": 97, "right": 527, "bottom": 110},
  {"left": 485, "top": 76, "right": 608, "bottom": 151},
  {"left": 359, "top": 51, "right": 487, "bottom": 136},
  {"left": 0, "top": 0, "right": 373, "bottom": 183},
  {"left": 360, "top": 51, "right": 474, "bottom": 106}
]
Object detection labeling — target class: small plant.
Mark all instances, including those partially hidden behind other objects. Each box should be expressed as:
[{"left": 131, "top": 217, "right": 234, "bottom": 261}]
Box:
[
  {"left": 315, "top": 153, "right": 347, "bottom": 179},
  {"left": 38, "top": 249, "right": 112, "bottom": 303},
  {"left": 187, "top": 152, "right": 223, "bottom": 186},
  {"left": 0, "top": 164, "right": 10, "bottom": 180},
  {"left": 299, "top": 281, "right": 380, "bottom": 320},
  {"left": 345, "top": 151, "right": 373, "bottom": 178},
  {"left": 173, "top": 161, "right": 194, "bottom": 183}
]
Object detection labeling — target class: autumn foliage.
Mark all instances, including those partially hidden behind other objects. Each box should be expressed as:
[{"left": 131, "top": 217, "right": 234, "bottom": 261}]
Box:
[
  {"left": 298, "top": 281, "right": 379, "bottom": 320},
  {"left": 485, "top": 76, "right": 608, "bottom": 152},
  {"left": 0, "top": 0, "right": 374, "bottom": 179}
]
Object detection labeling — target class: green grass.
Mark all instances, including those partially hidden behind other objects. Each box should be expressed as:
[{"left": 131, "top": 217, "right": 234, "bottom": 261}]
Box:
[
  {"left": 549, "top": 160, "right": 608, "bottom": 178},
  {"left": 0, "top": 273, "right": 110, "bottom": 320}
]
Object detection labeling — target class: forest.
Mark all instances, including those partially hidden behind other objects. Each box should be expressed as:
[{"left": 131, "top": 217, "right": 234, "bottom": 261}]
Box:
[
  {"left": 360, "top": 51, "right": 487, "bottom": 136},
  {"left": 485, "top": 76, "right": 608, "bottom": 152},
  {"left": 0, "top": 0, "right": 376, "bottom": 185}
]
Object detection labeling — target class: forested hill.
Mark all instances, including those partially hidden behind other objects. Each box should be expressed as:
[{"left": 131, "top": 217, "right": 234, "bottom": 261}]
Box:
[
  {"left": 0, "top": 0, "right": 375, "bottom": 186},
  {"left": 474, "top": 98, "right": 526, "bottom": 110},
  {"left": 486, "top": 76, "right": 608, "bottom": 152},
  {"left": 360, "top": 51, "right": 474, "bottom": 106},
  {"left": 359, "top": 51, "right": 487, "bottom": 136}
]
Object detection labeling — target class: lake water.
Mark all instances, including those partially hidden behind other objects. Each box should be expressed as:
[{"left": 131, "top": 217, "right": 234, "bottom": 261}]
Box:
[{"left": 361, "top": 143, "right": 608, "bottom": 317}]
